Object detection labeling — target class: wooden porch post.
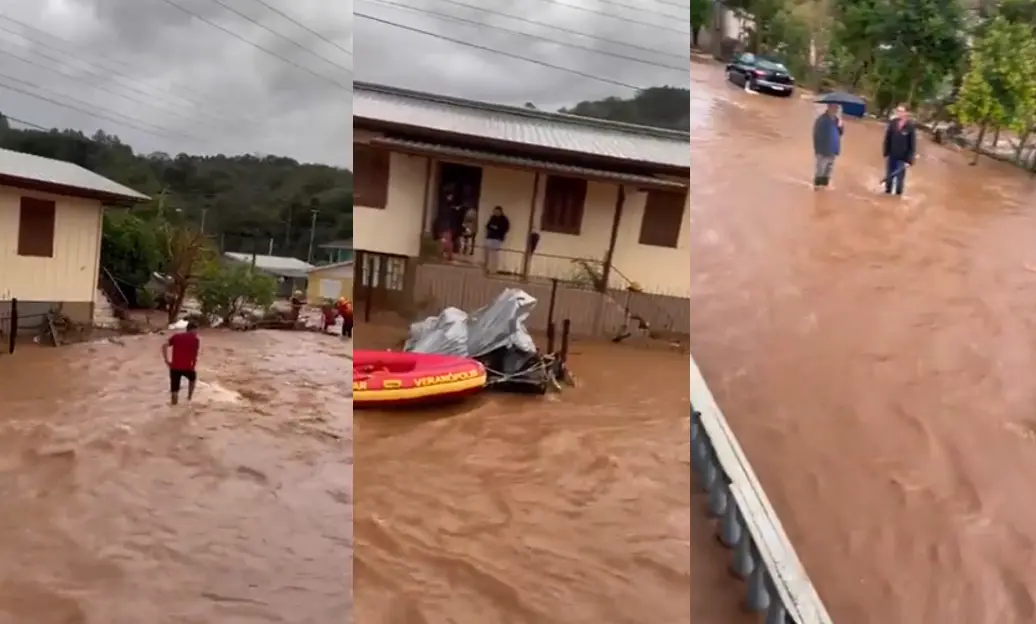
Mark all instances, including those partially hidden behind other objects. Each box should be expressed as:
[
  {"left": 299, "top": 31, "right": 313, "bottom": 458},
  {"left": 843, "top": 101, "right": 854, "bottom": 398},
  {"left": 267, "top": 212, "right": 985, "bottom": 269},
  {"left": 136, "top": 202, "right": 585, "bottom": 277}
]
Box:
[
  {"left": 600, "top": 185, "right": 626, "bottom": 293},
  {"left": 521, "top": 171, "right": 541, "bottom": 280},
  {"left": 419, "top": 156, "right": 434, "bottom": 251}
]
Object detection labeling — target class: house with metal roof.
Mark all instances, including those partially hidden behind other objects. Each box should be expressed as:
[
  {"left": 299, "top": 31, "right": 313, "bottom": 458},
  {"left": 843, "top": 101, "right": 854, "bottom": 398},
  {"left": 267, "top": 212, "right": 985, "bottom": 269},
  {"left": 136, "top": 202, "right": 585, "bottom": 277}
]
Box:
[
  {"left": 222, "top": 252, "right": 315, "bottom": 298},
  {"left": 353, "top": 82, "right": 689, "bottom": 301},
  {"left": 0, "top": 147, "right": 148, "bottom": 329},
  {"left": 318, "top": 238, "right": 353, "bottom": 265}
]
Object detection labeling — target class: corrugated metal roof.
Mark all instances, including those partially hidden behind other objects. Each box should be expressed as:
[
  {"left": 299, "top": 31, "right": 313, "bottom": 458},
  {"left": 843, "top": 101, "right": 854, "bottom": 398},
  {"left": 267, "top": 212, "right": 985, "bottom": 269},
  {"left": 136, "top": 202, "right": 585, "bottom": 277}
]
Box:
[
  {"left": 354, "top": 82, "right": 689, "bottom": 169},
  {"left": 223, "top": 252, "right": 315, "bottom": 278},
  {"left": 0, "top": 147, "right": 149, "bottom": 201},
  {"left": 371, "top": 138, "right": 688, "bottom": 190}
]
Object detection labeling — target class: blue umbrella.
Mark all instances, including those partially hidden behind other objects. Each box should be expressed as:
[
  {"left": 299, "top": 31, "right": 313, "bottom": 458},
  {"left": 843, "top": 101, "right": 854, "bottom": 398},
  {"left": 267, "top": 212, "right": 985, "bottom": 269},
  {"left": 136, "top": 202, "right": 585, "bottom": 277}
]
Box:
[{"left": 815, "top": 91, "right": 866, "bottom": 106}]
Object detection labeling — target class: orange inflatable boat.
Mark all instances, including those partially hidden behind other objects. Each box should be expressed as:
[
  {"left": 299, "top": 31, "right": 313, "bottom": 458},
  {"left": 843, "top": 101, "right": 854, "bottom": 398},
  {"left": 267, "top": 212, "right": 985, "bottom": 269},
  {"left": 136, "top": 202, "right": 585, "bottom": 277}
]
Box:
[{"left": 353, "top": 350, "right": 487, "bottom": 408}]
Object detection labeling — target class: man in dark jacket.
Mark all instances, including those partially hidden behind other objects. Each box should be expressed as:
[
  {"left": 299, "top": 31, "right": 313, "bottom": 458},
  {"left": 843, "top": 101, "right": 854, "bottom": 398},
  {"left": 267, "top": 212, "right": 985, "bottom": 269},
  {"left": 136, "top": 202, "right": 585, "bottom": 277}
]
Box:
[
  {"left": 812, "top": 103, "right": 844, "bottom": 189},
  {"left": 483, "top": 206, "right": 510, "bottom": 273},
  {"left": 882, "top": 104, "right": 917, "bottom": 196}
]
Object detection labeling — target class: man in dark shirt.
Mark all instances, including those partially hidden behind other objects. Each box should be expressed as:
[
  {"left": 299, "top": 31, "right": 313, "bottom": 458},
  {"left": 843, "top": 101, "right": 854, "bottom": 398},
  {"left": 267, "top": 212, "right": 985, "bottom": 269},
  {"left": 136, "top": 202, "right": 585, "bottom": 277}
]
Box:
[
  {"left": 882, "top": 104, "right": 917, "bottom": 196},
  {"left": 483, "top": 206, "right": 510, "bottom": 273},
  {"left": 162, "top": 321, "right": 200, "bottom": 405}
]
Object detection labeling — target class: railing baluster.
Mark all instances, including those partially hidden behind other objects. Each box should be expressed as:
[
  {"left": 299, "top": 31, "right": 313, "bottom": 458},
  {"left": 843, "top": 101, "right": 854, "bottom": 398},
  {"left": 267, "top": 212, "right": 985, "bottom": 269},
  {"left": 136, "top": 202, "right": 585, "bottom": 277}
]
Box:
[{"left": 690, "top": 347, "right": 834, "bottom": 624}]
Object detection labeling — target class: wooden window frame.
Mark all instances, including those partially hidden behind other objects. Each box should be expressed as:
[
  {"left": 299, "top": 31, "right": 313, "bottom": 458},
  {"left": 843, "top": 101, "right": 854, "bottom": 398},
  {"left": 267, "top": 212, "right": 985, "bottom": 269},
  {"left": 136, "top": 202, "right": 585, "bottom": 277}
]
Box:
[
  {"left": 540, "top": 175, "right": 587, "bottom": 236},
  {"left": 353, "top": 143, "right": 390, "bottom": 209},
  {"left": 17, "top": 196, "right": 57, "bottom": 258},
  {"left": 637, "top": 189, "right": 686, "bottom": 248}
]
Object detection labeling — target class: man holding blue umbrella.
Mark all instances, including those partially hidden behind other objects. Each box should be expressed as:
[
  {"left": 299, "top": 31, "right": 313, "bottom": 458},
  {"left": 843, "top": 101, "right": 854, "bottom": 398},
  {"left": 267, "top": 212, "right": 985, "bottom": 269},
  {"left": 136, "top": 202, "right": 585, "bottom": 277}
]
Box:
[{"left": 812, "top": 102, "right": 844, "bottom": 189}]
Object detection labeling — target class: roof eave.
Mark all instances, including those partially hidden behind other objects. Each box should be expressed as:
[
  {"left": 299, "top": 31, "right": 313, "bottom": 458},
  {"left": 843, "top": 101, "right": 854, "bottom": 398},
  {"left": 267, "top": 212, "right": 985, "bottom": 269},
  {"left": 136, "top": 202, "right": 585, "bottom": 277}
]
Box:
[
  {"left": 354, "top": 117, "right": 689, "bottom": 174},
  {"left": 0, "top": 173, "right": 149, "bottom": 204}
]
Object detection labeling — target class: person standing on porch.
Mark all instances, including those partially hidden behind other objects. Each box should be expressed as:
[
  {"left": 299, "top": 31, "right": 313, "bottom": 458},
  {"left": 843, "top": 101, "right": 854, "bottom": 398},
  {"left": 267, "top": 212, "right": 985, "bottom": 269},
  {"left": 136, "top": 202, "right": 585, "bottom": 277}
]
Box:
[{"left": 484, "top": 206, "right": 510, "bottom": 273}]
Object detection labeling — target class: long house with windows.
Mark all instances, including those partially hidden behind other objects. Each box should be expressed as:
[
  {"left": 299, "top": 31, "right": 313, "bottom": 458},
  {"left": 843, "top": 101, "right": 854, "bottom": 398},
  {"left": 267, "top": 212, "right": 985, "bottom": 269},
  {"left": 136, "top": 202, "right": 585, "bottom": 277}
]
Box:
[
  {"left": 0, "top": 147, "right": 148, "bottom": 329},
  {"left": 351, "top": 82, "right": 690, "bottom": 330}
]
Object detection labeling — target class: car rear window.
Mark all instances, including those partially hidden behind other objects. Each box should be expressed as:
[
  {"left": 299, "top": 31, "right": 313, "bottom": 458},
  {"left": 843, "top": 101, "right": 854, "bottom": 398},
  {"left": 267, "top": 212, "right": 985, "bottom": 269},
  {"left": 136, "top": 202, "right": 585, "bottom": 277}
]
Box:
[{"left": 756, "top": 60, "right": 788, "bottom": 72}]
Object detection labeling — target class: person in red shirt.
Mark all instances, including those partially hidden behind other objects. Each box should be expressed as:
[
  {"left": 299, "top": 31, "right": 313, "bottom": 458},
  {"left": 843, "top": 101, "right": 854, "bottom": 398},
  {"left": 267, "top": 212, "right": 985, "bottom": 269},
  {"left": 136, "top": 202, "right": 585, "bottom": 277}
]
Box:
[{"left": 162, "top": 321, "right": 200, "bottom": 405}]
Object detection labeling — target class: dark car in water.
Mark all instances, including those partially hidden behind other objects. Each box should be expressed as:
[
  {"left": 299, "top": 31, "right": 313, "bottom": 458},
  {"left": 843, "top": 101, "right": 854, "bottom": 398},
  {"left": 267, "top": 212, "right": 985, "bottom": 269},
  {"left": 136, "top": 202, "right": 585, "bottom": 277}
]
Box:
[{"left": 725, "top": 54, "right": 795, "bottom": 97}]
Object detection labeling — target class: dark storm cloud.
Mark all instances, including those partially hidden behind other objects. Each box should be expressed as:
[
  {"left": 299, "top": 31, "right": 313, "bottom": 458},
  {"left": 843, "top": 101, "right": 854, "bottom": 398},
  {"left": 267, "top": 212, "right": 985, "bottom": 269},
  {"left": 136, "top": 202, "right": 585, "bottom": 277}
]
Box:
[
  {"left": 0, "top": 0, "right": 352, "bottom": 166},
  {"left": 353, "top": 0, "right": 689, "bottom": 110}
]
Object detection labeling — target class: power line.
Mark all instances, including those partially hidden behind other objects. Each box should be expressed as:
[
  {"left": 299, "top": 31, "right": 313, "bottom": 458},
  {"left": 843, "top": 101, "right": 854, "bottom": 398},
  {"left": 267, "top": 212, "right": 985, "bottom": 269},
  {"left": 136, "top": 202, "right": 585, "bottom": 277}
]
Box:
[
  {"left": 247, "top": 0, "right": 352, "bottom": 56},
  {"left": 0, "top": 78, "right": 199, "bottom": 142},
  {"left": 0, "top": 45, "right": 225, "bottom": 131},
  {"left": 362, "top": 0, "right": 687, "bottom": 72},
  {"left": 651, "top": 0, "right": 691, "bottom": 7},
  {"left": 423, "top": 0, "right": 686, "bottom": 61},
  {"left": 356, "top": 12, "right": 643, "bottom": 90},
  {"left": 2, "top": 114, "right": 49, "bottom": 132},
  {"left": 155, "top": 0, "right": 350, "bottom": 90},
  {"left": 202, "top": 0, "right": 352, "bottom": 73},
  {"left": 574, "top": 0, "right": 689, "bottom": 21},
  {"left": 0, "top": 12, "right": 254, "bottom": 123},
  {"left": 542, "top": 0, "right": 690, "bottom": 35}
]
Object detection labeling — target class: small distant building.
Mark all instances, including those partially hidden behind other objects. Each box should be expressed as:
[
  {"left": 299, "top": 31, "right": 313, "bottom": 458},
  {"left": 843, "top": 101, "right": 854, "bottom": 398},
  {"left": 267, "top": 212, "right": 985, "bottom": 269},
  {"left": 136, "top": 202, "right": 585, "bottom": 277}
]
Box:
[
  {"left": 0, "top": 147, "right": 148, "bottom": 327},
  {"left": 318, "top": 239, "right": 353, "bottom": 265},
  {"left": 222, "top": 252, "right": 314, "bottom": 298},
  {"left": 306, "top": 260, "right": 353, "bottom": 303}
]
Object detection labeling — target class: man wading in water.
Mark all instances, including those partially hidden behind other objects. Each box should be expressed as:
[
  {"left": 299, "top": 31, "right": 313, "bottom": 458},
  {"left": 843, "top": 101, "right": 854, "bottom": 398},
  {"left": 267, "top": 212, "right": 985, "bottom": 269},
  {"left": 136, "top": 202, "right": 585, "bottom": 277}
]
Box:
[
  {"left": 882, "top": 104, "right": 916, "bottom": 197},
  {"left": 812, "top": 103, "right": 844, "bottom": 189},
  {"left": 162, "top": 321, "right": 200, "bottom": 405}
]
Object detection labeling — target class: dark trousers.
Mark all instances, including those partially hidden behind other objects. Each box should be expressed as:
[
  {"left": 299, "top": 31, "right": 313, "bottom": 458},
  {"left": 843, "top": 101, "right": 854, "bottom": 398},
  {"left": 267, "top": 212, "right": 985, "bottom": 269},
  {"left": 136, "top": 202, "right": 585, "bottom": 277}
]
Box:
[
  {"left": 885, "top": 158, "right": 908, "bottom": 195},
  {"left": 169, "top": 369, "right": 197, "bottom": 393}
]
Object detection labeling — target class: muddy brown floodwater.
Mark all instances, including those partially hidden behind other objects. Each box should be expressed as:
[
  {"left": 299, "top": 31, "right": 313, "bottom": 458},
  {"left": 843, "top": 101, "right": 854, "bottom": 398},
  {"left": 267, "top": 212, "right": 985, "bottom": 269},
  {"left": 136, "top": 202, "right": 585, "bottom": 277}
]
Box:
[
  {"left": 0, "top": 331, "right": 350, "bottom": 624},
  {"left": 691, "top": 57, "right": 1036, "bottom": 623},
  {"left": 353, "top": 325, "right": 693, "bottom": 623}
]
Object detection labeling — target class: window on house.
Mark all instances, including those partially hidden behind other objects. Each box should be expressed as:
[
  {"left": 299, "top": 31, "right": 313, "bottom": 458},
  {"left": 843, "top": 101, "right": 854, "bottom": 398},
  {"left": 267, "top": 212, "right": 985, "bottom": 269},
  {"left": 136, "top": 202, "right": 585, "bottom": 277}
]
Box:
[
  {"left": 18, "top": 197, "right": 56, "bottom": 258},
  {"left": 353, "top": 143, "right": 390, "bottom": 209},
  {"left": 540, "top": 175, "right": 586, "bottom": 235},
  {"left": 638, "top": 189, "right": 687, "bottom": 248}
]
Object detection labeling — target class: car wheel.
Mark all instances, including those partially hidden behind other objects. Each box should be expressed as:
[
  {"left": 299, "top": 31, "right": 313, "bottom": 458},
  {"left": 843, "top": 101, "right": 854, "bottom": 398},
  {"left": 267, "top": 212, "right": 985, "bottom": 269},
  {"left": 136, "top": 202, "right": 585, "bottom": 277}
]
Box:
[
  {"left": 745, "top": 78, "right": 756, "bottom": 92},
  {"left": 726, "top": 70, "right": 736, "bottom": 84},
  {"left": 782, "top": 89, "right": 794, "bottom": 98}
]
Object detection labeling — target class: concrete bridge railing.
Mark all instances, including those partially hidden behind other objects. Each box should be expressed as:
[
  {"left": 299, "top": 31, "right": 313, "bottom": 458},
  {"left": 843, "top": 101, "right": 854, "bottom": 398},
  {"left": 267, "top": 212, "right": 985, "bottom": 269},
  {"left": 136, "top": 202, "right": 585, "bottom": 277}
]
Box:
[{"left": 690, "top": 354, "right": 834, "bottom": 624}]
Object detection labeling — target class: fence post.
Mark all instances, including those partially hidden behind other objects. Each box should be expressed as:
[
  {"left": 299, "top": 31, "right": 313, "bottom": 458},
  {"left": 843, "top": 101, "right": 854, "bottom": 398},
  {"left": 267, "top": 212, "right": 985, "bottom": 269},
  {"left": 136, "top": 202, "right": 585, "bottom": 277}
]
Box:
[
  {"left": 546, "top": 279, "right": 558, "bottom": 330},
  {"left": 8, "top": 298, "right": 17, "bottom": 355}
]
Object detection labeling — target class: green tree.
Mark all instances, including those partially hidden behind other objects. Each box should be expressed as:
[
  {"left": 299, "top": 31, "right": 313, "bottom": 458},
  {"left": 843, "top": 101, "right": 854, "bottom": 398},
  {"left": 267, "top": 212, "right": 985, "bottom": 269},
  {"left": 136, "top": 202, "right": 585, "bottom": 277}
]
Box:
[
  {"left": 690, "top": 0, "right": 712, "bottom": 48},
  {"left": 828, "top": 0, "right": 964, "bottom": 110},
  {"left": 0, "top": 124, "right": 352, "bottom": 260},
  {"left": 100, "top": 211, "right": 162, "bottom": 306},
  {"left": 195, "top": 262, "right": 277, "bottom": 325},
  {"left": 950, "top": 16, "right": 1036, "bottom": 163}
]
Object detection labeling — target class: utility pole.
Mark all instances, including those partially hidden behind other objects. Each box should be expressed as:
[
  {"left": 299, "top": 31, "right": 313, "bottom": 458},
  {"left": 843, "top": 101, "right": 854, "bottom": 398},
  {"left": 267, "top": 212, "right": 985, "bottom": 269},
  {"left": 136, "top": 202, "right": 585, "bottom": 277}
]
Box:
[
  {"left": 307, "top": 208, "right": 319, "bottom": 263},
  {"left": 200, "top": 207, "right": 208, "bottom": 234}
]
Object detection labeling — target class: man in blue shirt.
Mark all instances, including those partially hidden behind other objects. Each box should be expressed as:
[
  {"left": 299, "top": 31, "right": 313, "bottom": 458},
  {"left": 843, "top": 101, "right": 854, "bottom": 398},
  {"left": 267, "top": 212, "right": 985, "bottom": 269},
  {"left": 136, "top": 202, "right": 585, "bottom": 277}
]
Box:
[{"left": 812, "top": 103, "right": 844, "bottom": 189}]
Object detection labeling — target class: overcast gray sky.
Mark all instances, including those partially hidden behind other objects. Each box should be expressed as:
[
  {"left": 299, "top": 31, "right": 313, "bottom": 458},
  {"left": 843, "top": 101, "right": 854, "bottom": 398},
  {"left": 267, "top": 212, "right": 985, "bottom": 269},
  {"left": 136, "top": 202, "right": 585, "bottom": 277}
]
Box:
[
  {"left": 354, "top": 0, "right": 689, "bottom": 111},
  {"left": 0, "top": 0, "right": 351, "bottom": 167}
]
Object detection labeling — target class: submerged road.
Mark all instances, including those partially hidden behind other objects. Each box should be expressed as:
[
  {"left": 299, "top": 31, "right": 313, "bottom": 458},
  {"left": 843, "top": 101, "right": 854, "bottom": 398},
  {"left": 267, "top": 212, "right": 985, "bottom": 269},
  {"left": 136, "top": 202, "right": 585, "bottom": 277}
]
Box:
[
  {"left": 690, "top": 57, "right": 1036, "bottom": 623},
  {"left": 354, "top": 325, "right": 695, "bottom": 624},
  {"left": 0, "top": 331, "right": 350, "bottom": 624}
]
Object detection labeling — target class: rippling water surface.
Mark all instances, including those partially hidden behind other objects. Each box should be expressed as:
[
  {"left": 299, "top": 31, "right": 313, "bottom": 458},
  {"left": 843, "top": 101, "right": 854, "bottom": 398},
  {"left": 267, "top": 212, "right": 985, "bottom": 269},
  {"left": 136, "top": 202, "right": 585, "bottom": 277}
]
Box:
[
  {"left": 354, "top": 325, "right": 692, "bottom": 623},
  {"left": 691, "top": 57, "right": 1036, "bottom": 623},
  {"left": 0, "top": 331, "right": 350, "bottom": 624}
]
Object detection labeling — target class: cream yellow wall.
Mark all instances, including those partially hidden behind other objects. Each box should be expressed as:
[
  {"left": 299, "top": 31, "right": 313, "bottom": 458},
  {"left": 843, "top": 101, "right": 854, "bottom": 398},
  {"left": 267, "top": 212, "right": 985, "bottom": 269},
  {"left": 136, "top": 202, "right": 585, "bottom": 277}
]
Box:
[
  {"left": 474, "top": 167, "right": 690, "bottom": 297},
  {"left": 0, "top": 185, "right": 102, "bottom": 303},
  {"left": 306, "top": 264, "right": 355, "bottom": 302},
  {"left": 354, "top": 132, "right": 428, "bottom": 257},
  {"left": 353, "top": 137, "right": 690, "bottom": 296}
]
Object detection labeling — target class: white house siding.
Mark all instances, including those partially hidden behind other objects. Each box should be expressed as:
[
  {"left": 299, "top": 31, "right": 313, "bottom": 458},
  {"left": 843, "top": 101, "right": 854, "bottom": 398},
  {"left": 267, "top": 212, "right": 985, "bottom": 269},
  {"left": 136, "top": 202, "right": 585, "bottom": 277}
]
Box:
[{"left": 0, "top": 185, "right": 102, "bottom": 315}]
